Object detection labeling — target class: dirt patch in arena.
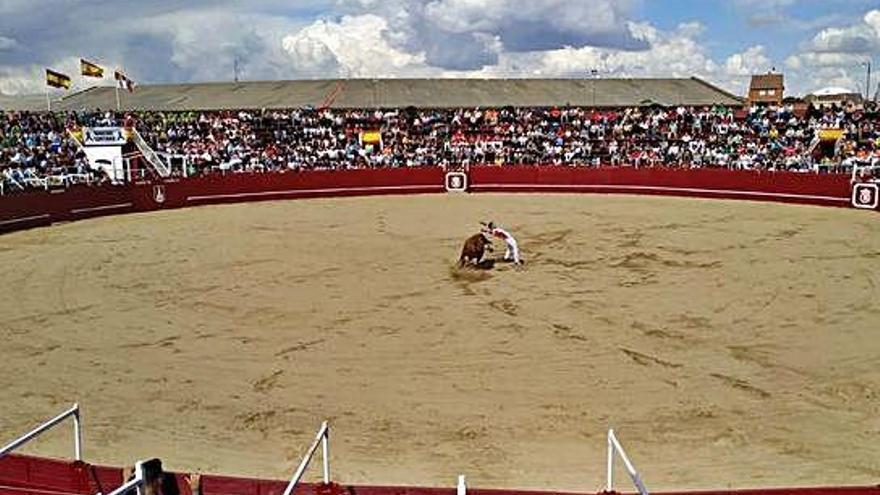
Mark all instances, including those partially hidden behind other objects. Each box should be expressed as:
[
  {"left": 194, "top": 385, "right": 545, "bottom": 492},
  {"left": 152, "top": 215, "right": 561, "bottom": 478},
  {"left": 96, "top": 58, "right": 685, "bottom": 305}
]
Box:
[{"left": 1, "top": 194, "right": 879, "bottom": 491}]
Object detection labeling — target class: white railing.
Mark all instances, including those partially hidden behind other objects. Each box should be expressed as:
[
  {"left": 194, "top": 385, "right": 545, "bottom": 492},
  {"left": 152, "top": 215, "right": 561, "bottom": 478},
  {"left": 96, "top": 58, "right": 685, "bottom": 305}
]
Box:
[
  {"left": 101, "top": 459, "right": 147, "bottom": 495},
  {"left": 47, "top": 173, "right": 93, "bottom": 187},
  {"left": 157, "top": 153, "right": 190, "bottom": 178},
  {"left": 0, "top": 404, "right": 83, "bottom": 461},
  {"left": 282, "top": 421, "right": 331, "bottom": 495},
  {"left": 3, "top": 408, "right": 656, "bottom": 495},
  {"left": 0, "top": 173, "right": 95, "bottom": 196},
  {"left": 606, "top": 429, "right": 648, "bottom": 495},
  {"left": 852, "top": 162, "right": 880, "bottom": 183},
  {"left": 456, "top": 475, "right": 466, "bottom": 495},
  {"left": 130, "top": 128, "right": 171, "bottom": 178},
  {"left": 23, "top": 174, "right": 49, "bottom": 190}
]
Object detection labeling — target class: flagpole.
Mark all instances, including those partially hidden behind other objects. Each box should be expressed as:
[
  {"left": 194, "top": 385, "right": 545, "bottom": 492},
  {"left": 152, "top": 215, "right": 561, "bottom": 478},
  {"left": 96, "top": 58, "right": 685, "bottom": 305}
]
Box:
[
  {"left": 115, "top": 83, "right": 121, "bottom": 112},
  {"left": 46, "top": 89, "right": 51, "bottom": 112}
]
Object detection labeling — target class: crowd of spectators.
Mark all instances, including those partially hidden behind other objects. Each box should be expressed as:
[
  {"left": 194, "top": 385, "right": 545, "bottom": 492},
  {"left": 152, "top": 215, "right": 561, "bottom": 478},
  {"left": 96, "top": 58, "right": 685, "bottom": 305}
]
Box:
[
  {"left": 2, "top": 101, "right": 880, "bottom": 194},
  {"left": 0, "top": 111, "right": 96, "bottom": 194}
]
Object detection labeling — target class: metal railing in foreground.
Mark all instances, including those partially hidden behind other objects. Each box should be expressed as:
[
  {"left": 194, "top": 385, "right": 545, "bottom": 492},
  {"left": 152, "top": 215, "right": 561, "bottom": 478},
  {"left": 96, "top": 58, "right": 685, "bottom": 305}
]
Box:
[
  {"left": 2, "top": 407, "right": 652, "bottom": 495},
  {"left": 1, "top": 405, "right": 165, "bottom": 495},
  {"left": 606, "top": 428, "right": 649, "bottom": 495},
  {"left": 102, "top": 461, "right": 146, "bottom": 495},
  {"left": 0, "top": 403, "right": 83, "bottom": 461},
  {"left": 282, "top": 421, "right": 331, "bottom": 495},
  {"left": 457, "top": 475, "right": 467, "bottom": 495}
]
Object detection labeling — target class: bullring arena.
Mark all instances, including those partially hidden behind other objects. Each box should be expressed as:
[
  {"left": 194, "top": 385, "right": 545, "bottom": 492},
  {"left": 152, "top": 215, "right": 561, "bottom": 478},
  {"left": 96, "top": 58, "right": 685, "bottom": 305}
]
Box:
[
  {"left": 3, "top": 171, "right": 880, "bottom": 491},
  {"left": 2, "top": 79, "right": 880, "bottom": 495}
]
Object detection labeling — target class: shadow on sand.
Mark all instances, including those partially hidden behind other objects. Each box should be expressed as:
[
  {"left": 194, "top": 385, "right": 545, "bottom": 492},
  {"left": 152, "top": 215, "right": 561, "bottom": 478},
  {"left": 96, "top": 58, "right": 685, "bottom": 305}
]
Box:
[
  {"left": 472, "top": 259, "right": 496, "bottom": 270},
  {"left": 449, "top": 259, "right": 495, "bottom": 284}
]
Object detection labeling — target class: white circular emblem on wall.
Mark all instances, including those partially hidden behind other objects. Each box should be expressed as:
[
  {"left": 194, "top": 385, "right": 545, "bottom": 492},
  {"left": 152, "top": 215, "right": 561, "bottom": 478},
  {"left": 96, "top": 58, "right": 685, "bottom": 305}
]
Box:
[
  {"left": 851, "top": 183, "right": 878, "bottom": 210},
  {"left": 445, "top": 172, "right": 468, "bottom": 192}
]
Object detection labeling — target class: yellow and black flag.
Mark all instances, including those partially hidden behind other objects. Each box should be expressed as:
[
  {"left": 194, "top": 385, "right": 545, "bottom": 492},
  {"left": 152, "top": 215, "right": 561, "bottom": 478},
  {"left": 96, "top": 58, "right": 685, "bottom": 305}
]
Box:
[
  {"left": 46, "top": 69, "right": 72, "bottom": 89},
  {"left": 80, "top": 59, "right": 104, "bottom": 78}
]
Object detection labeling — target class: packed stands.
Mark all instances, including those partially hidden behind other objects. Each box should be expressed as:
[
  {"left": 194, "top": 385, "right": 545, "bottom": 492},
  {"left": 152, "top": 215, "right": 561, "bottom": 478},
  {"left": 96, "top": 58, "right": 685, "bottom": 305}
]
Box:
[
  {"left": 0, "top": 111, "right": 103, "bottom": 195},
  {"left": 2, "top": 101, "right": 880, "bottom": 195}
]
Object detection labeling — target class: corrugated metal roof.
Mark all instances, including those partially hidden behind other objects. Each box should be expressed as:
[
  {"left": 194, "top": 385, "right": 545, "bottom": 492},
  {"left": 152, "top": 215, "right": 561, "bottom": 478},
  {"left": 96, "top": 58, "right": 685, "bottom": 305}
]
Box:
[
  {"left": 0, "top": 94, "right": 50, "bottom": 111},
  {"left": 1, "top": 77, "right": 743, "bottom": 111}
]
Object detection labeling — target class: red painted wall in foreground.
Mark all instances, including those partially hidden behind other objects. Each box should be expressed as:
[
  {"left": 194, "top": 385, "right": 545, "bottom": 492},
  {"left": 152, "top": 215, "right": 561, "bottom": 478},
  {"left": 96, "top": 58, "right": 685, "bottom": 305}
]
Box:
[
  {"left": 1, "top": 455, "right": 878, "bottom": 495},
  {"left": 0, "top": 166, "right": 861, "bottom": 235}
]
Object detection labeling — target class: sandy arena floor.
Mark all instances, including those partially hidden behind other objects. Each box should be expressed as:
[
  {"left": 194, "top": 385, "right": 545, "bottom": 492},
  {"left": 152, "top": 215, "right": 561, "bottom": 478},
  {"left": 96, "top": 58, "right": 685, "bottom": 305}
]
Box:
[{"left": 1, "top": 194, "right": 879, "bottom": 492}]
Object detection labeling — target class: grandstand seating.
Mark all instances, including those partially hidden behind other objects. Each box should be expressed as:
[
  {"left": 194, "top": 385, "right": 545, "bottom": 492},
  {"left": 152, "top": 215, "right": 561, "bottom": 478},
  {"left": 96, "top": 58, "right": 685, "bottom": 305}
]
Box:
[{"left": 2, "top": 102, "right": 879, "bottom": 196}]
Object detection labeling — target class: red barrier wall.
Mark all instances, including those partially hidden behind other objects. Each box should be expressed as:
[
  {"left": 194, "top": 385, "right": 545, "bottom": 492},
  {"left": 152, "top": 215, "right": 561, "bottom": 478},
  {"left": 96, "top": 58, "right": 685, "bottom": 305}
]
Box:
[
  {"left": 0, "top": 167, "right": 863, "bottom": 235},
  {"left": 468, "top": 166, "right": 853, "bottom": 207},
  {"left": 148, "top": 167, "right": 447, "bottom": 210},
  {"left": 0, "top": 168, "right": 444, "bottom": 234},
  {"left": 2, "top": 455, "right": 878, "bottom": 495}
]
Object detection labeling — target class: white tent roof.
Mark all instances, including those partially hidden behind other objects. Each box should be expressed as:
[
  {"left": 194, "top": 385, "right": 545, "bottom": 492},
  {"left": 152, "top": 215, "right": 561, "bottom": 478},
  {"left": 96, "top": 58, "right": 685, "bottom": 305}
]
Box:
[{"left": 810, "top": 86, "right": 855, "bottom": 97}]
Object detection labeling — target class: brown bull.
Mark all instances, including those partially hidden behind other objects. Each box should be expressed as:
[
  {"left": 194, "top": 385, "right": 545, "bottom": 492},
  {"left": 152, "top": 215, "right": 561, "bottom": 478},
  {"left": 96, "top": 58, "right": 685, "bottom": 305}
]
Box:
[{"left": 459, "top": 233, "right": 494, "bottom": 267}]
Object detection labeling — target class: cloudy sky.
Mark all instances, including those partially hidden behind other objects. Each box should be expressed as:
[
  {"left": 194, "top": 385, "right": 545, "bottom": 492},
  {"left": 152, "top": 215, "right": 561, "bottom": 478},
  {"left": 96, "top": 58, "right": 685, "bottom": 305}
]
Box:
[{"left": 0, "top": 0, "right": 878, "bottom": 97}]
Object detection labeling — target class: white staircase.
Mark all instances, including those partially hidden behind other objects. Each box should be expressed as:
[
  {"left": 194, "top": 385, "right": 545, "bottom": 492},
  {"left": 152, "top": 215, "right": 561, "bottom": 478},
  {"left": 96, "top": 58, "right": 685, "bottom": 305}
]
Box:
[
  {"left": 130, "top": 128, "right": 171, "bottom": 177},
  {"left": 806, "top": 134, "right": 820, "bottom": 156}
]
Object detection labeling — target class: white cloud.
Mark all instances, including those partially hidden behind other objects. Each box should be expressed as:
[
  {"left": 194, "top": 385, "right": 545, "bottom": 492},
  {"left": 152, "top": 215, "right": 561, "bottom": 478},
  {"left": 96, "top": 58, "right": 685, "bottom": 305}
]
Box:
[
  {"left": 336, "top": 0, "right": 647, "bottom": 69},
  {"left": 1, "top": 1, "right": 877, "bottom": 100},
  {"left": 0, "top": 1, "right": 320, "bottom": 93},
  {"left": 807, "top": 25, "right": 880, "bottom": 53},
  {"left": 676, "top": 21, "right": 706, "bottom": 38},
  {"left": 732, "top": 0, "right": 796, "bottom": 25},
  {"left": 801, "top": 8, "right": 880, "bottom": 53},
  {"left": 0, "top": 67, "right": 41, "bottom": 95},
  {"left": 784, "top": 8, "right": 878, "bottom": 94},
  {"left": 801, "top": 67, "right": 860, "bottom": 94},
  {"left": 0, "top": 2, "right": 755, "bottom": 97},
  {"left": 133, "top": 9, "right": 307, "bottom": 82},
  {"left": 0, "top": 56, "right": 84, "bottom": 95},
  {"left": 787, "top": 51, "right": 867, "bottom": 68},
  {"left": 279, "top": 16, "right": 726, "bottom": 84},
  {"left": 868, "top": 9, "right": 880, "bottom": 34},
  {"left": 422, "top": 0, "right": 636, "bottom": 40},
  {"left": 0, "top": 36, "right": 17, "bottom": 51},
  {"left": 281, "top": 15, "right": 427, "bottom": 77},
  {"left": 724, "top": 46, "right": 771, "bottom": 76},
  {"left": 458, "top": 21, "right": 721, "bottom": 83}
]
